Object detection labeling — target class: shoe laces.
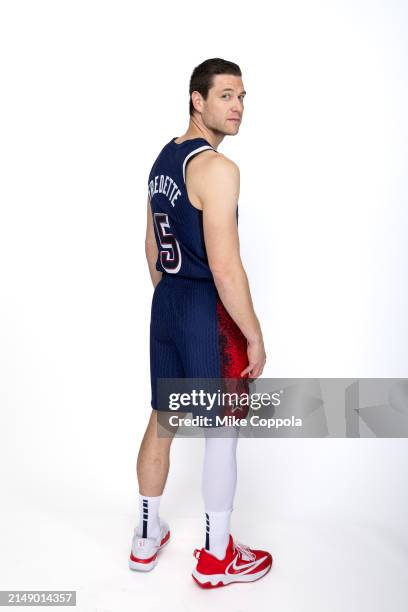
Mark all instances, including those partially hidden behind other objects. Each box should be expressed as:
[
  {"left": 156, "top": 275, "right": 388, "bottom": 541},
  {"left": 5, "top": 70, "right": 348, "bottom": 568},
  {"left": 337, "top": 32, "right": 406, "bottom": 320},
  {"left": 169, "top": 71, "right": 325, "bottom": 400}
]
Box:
[{"left": 233, "top": 540, "right": 256, "bottom": 561}]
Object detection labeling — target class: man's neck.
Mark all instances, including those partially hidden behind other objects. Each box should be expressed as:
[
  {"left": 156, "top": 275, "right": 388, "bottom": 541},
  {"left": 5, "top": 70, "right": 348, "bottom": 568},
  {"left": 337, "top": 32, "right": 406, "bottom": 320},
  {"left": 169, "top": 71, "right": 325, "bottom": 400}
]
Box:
[{"left": 178, "top": 120, "right": 224, "bottom": 150}]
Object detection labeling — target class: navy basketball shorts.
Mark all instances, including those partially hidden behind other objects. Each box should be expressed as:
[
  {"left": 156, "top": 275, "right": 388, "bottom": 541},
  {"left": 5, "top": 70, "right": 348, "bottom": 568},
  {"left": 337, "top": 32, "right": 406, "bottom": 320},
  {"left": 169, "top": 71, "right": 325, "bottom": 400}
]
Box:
[{"left": 150, "top": 273, "right": 250, "bottom": 419}]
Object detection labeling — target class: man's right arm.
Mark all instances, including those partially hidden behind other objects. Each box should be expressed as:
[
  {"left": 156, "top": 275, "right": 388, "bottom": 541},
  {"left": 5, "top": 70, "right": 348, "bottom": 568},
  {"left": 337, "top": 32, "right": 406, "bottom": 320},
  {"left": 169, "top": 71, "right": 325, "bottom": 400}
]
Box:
[
  {"left": 145, "top": 195, "right": 163, "bottom": 288},
  {"left": 199, "top": 155, "right": 266, "bottom": 379}
]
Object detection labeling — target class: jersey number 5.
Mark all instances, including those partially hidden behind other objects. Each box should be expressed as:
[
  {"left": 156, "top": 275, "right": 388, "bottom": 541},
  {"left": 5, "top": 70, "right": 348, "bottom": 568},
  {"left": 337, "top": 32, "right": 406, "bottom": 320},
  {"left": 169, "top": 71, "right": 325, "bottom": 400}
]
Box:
[{"left": 153, "top": 213, "right": 182, "bottom": 274}]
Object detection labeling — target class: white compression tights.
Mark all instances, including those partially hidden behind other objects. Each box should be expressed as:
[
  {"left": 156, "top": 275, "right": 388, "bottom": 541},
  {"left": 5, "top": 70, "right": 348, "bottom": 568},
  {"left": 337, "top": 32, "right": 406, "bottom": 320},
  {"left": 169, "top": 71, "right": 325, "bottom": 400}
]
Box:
[
  {"left": 201, "top": 425, "right": 240, "bottom": 558},
  {"left": 201, "top": 425, "right": 240, "bottom": 511}
]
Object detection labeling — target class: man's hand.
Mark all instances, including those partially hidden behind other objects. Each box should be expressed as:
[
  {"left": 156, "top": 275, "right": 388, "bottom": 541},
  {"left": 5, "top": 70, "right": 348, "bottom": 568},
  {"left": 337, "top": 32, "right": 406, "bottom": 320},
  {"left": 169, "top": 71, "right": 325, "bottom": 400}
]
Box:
[{"left": 240, "top": 336, "right": 266, "bottom": 379}]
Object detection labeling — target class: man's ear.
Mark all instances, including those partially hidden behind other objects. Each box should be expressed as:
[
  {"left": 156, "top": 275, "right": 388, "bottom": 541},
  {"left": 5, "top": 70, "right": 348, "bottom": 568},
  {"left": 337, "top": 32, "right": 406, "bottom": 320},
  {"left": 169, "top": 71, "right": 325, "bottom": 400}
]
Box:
[{"left": 191, "top": 90, "right": 203, "bottom": 114}]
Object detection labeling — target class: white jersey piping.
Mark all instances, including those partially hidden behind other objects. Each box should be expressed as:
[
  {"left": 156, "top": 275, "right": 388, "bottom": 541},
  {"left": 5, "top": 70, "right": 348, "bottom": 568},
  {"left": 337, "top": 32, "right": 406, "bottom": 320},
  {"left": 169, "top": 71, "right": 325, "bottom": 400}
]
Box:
[{"left": 182, "top": 145, "right": 215, "bottom": 182}]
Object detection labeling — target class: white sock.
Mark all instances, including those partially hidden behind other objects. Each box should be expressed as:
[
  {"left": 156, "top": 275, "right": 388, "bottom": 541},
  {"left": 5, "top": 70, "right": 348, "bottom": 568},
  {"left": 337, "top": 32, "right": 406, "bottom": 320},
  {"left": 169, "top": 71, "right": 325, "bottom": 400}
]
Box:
[
  {"left": 136, "top": 494, "right": 162, "bottom": 539},
  {"left": 205, "top": 509, "right": 232, "bottom": 559}
]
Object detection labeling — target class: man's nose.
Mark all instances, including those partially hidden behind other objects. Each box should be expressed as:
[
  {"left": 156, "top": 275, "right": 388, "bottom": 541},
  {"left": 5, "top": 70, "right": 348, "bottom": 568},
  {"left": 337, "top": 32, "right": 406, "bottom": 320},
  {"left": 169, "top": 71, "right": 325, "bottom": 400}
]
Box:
[{"left": 231, "top": 97, "right": 243, "bottom": 113}]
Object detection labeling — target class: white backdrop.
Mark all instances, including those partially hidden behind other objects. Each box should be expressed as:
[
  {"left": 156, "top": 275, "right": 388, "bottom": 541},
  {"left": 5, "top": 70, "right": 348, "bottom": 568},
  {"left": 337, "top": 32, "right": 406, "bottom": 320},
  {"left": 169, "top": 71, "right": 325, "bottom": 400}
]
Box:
[{"left": 0, "top": 1, "right": 407, "bottom": 611}]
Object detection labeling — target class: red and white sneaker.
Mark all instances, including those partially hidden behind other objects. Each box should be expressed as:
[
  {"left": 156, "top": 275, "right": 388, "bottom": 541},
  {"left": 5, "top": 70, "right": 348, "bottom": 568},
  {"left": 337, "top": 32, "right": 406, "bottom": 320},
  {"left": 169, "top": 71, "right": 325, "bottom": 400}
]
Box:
[
  {"left": 192, "top": 534, "right": 272, "bottom": 588},
  {"left": 128, "top": 521, "right": 170, "bottom": 572}
]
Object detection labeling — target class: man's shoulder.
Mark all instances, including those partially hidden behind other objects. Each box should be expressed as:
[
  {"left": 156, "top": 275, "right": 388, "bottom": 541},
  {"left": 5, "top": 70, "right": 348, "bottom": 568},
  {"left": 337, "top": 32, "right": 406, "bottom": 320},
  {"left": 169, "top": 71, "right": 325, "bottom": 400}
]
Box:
[{"left": 188, "top": 149, "right": 239, "bottom": 177}]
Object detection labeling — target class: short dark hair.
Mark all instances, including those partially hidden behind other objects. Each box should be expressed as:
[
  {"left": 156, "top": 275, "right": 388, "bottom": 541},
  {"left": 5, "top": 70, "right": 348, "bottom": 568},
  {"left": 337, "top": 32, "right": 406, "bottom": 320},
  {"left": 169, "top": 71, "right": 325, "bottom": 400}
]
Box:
[{"left": 189, "top": 58, "right": 242, "bottom": 116}]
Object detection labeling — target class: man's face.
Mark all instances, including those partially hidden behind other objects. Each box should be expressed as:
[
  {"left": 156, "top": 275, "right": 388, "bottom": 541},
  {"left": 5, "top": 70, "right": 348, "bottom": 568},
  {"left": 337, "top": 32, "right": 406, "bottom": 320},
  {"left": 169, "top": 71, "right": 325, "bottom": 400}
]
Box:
[{"left": 196, "top": 74, "right": 246, "bottom": 136}]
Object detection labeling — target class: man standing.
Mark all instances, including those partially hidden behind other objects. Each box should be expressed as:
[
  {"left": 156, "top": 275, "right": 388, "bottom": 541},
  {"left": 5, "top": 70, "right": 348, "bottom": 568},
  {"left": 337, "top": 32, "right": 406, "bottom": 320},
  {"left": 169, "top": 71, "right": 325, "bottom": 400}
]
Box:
[{"left": 129, "top": 58, "right": 272, "bottom": 587}]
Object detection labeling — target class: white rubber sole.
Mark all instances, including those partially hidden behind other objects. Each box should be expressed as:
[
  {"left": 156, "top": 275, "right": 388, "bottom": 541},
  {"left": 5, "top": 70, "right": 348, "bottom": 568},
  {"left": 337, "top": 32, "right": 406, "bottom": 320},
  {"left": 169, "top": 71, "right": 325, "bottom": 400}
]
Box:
[
  {"left": 192, "top": 562, "right": 272, "bottom": 587},
  {"left": 128, "top": 533, "right": 170, "bottom": 572},
  {"left": 129, "top": 556, "right": 158, "bottom": 572},
  {"left": 129, "top": 553, "right": 157, "bottom": 572}
]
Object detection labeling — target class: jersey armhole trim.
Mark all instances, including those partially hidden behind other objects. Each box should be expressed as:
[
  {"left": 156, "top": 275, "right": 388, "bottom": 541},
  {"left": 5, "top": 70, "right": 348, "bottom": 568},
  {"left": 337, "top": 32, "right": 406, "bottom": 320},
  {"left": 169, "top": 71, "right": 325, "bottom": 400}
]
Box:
[{"left": 182, "top": 145, "right": 215, "bottom": 182}]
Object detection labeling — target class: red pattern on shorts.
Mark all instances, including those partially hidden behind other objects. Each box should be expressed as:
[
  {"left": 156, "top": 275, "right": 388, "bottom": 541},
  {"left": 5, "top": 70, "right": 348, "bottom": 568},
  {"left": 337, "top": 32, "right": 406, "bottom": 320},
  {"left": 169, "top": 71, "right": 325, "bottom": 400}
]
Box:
[{"left": 216, "top": 296, "right": 249, "bottom": 418}]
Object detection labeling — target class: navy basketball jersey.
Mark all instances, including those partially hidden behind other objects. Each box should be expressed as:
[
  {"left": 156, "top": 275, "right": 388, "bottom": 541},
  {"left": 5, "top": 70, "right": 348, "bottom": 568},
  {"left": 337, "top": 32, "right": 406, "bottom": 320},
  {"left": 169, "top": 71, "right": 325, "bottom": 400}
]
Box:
[{"left": 148, "top": 136, "right": 238, "bottom": 280}]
